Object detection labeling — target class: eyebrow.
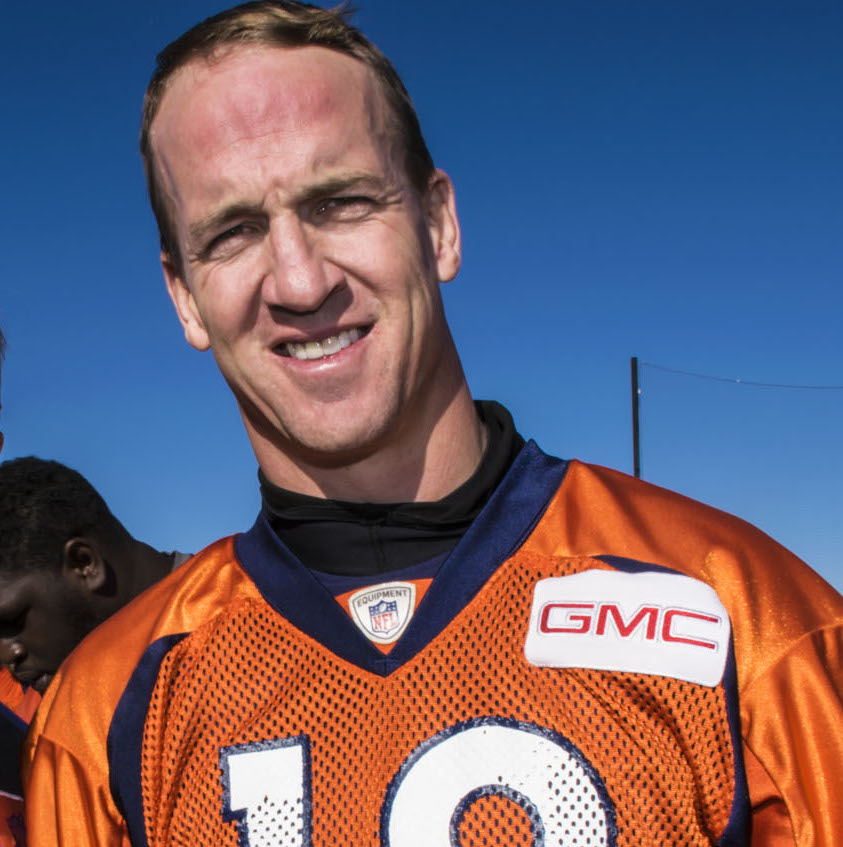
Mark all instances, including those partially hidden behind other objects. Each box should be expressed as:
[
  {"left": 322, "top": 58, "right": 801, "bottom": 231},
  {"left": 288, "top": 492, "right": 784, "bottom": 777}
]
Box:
[
  {"left": 297, "top": 173, "right": 390, "bottom": 204},
  {"left": 187, "top": 173, "right": 394, "bottom": 250},
  {"left": 187, "top": 203, "right": 264, "bottom": 252}
]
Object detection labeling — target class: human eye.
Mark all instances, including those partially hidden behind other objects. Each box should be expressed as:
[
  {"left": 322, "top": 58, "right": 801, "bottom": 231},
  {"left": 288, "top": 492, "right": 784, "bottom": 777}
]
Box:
[
  {"left": 199, "top": 221, "right": 264, "bottom": 262},
  {"left": 311, "top": 195, "right": 377, "bottom": 225},
  {"left": 0, "top": 610, "right": 26, "bottom": 640}
]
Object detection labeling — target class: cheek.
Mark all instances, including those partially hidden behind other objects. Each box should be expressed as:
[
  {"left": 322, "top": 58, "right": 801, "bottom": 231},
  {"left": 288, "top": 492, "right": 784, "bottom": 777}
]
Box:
[
  {"left": 195, "top": 265, "right": 263, "bottom": 341},
  {"left": 329, "top": 214, "right": 430, "bottom": 280},
  {"left": 49, "top": 595, "right": 102, "bottom": 662},
  {"left": 21, "top": 608, "right": 60, "bottom": 657}
]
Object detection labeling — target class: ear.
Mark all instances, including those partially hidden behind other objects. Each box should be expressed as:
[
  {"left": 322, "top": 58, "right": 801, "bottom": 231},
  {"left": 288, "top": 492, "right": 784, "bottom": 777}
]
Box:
[
  {"left": 424, "top": 169, "right": 461, "bottom": 283},
  {"left": 162, "top": 253, "right": 211, "bottom": 352},
  {"left": 62, "top": 538, "right": 107, "bottom": 592}
]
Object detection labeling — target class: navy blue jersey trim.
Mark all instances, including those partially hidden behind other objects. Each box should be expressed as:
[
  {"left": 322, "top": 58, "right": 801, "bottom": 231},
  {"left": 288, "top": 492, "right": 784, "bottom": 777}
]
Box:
[
  {"left": 107, "top": 633, "right": 188, "bottom": 847},
  {"left": 717, "top": 641, "right": 751, "bottom": 845},
  {"left": 380, "top": 716, "right": 617, "bottom": 846},
  {"left": 450, "top": 785, "right": 545, "bottom": 846},
  {"left": 0, "top": 702, "right": 27, "bottom": 797},
  {"left": 235, "top": 441, "right": 569, "bottom": 676},
  {"left": 311, "top": 552, "right": 448, "bottom": 595},
  {"left": 388, "top": 443, "right": 567, "bottom": 666},
  {"left": 219, "top": 735, "right": 313, "bottom": 847},
  {"left": 236, "top": 517, "right": 382, "bottom": 670},
  {"left": 599, "top": 554, "right": 751, "bottom": 842},
  {"left": 0, "top": 699, "right": 28, "bottom": 737},
  {"left": 597, "top": 554, "right": 677, "bottom": 576}
]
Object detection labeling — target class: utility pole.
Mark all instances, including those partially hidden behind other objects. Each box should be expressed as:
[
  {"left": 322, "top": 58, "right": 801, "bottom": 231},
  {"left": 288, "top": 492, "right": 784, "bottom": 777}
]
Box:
[{"left": 631, "top": 356, "right": 641, "bottom": 478}]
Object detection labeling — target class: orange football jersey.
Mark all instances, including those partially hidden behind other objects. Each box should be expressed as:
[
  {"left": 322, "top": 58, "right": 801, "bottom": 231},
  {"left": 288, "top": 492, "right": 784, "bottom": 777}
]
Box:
[
  {"left": 23, "top": 446, "right": 843, "bottom": 845},
  {"left": 0, "top": 671, "right": 39, "bottom": 727},
  {"left": 0, "top": 668, "right": 39, "bottom": 847}
]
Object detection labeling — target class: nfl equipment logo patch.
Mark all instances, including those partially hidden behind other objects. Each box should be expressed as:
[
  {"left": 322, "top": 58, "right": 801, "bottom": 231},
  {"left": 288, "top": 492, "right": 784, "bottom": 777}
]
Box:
[
  {"left": 349, "top": 582, "right": 416, "bottom": 645},
  {"left": 369, "top": 600, "right": 400, "bottom": 635}
]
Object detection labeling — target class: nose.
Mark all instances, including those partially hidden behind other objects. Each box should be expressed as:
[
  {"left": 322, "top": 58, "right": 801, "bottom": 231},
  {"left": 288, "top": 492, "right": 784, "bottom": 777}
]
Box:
[
  {"left": 262, "top": 215, "right": 345, "bottom": 313},
  {"left": 0, "top": 638, "right": 25, "bottom": 670}
]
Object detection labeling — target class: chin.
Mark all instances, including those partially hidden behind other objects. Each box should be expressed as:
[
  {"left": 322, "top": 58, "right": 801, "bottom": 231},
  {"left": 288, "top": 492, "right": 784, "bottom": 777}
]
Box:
[
  {"left": 324, "top": 405, "right": 405, "bottom": 449},
  {"left": 277, "top": 397, "right": 403, "bottom": 459},
  {"left": 288, "top": 426, "right": 390, "bottom": 468},
  {"left": 246, "top": 388, "right": 410, "bottom": 472}
]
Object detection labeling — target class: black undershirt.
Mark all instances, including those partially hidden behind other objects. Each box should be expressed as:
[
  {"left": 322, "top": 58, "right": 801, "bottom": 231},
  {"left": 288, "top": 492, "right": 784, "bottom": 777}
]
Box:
[{"left": 260, "top": 401, "right": 524, "bottom": 576}]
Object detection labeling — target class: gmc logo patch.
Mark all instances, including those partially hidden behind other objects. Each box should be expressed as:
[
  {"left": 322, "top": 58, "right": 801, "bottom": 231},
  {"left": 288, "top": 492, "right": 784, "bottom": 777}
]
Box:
[
  {"left": 525, "top": 569, "right": 731, "bottom": 687},
  {"left": 539, "top": 602, "right": 720, "bottom": 650}
]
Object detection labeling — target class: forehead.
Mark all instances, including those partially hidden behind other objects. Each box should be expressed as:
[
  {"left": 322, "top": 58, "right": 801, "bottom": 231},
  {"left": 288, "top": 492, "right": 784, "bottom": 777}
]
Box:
[{"left": 151, "top": 45, "right": 386, "bottom": 173}]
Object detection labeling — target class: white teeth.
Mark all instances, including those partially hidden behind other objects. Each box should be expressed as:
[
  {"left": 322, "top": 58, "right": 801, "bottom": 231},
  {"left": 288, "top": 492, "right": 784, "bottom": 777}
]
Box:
[
  {"left": 321, "top": 335, "right": 342, "bottom": 355},
  {"left": 282, "top": 327, "right": 364, "bottom": 360}
]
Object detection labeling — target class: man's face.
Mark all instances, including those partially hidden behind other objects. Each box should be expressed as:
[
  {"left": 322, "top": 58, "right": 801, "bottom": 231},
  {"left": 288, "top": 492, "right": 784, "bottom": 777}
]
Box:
[
  {"left": 153, "top": 46, "right": 461, "bottom": 478},
  {"left": 0, "top": 569, "right": 99, "bottom": 694}
]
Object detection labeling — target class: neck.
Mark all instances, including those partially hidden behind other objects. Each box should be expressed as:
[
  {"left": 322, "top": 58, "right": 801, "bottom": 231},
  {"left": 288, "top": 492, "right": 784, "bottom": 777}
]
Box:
[
  {"left": 252, "top": 376, "right": 486, "bottom": 503},
  {"left": 130, "top": 543, "right": 177, "bottom": 595}
]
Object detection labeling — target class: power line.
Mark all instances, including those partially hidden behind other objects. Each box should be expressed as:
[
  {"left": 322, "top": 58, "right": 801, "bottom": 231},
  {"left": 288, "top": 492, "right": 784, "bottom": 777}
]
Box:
[{"left": 640, "top": 361, "right": 843, "bottom": 391}]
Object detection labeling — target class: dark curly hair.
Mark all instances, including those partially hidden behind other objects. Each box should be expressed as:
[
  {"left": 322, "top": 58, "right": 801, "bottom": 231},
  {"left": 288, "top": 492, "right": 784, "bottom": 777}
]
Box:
[{"left": 0, "top": 457, "right": 126, "bottom": 575}]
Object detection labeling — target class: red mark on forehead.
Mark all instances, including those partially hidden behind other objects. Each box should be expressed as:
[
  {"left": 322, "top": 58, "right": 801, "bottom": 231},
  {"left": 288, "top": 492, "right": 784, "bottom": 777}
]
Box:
[
  {"left": 222, "top": 59, "right": 349, "bottom": 136},
  {"left": 157, "top": 46, "right": 372, "bottom": 160},
  {"left": 149, "top": 44, "right": 393, "bottom": 229}
]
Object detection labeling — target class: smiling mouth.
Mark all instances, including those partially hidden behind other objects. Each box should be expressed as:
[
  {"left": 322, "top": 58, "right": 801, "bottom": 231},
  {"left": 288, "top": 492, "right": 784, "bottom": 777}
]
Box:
[{"left": 276, "top": 326, "right": 371, "bottom": 361}]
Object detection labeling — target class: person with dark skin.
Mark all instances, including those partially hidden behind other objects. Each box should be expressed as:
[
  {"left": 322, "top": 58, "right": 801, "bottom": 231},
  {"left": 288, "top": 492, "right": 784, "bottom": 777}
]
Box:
[
  {"left": 0, "top": 457, "right": 186, "bottom": 695},
  {"left": 0, "top": 454, "right": 186, "bottom": 845},
  {"left": 0, "top": 327, "right": 30, "bottom": 847}
]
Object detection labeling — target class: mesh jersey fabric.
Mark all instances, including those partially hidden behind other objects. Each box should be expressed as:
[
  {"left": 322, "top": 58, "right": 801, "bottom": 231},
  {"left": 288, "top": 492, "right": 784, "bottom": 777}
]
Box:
[
  {"left": 23, "top": 443, "right": 843, "bottom": 846},
  {"left": 136, "top": 554, "right": 740, "bottom": 845}
]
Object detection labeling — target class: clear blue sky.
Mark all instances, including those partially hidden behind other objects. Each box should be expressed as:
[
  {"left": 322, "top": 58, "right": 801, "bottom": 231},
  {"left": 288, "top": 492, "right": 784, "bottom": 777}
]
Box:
[{"left": 2, "top": 1, "right": 841, "bottom": 589}]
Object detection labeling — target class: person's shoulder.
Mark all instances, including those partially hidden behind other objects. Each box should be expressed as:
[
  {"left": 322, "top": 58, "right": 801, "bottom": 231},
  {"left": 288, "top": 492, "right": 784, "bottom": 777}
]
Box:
[
  {"left": 169, "top": 550, "right": 194, "bottom": 570},
  {"left": 551, "top": 456, "right": 795, "bottom": 552},
  {"left": 72, "top": 533, "right": 255, "bottom": 666},
  {"left": 27, "top": 533, "right": 261, "bottom": 756},
  {"left": 524, "top": 453, "right": 843, "bottom": 680},
  {"left": 567, "top": 457, "right": 739, "bottom": 511}
]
